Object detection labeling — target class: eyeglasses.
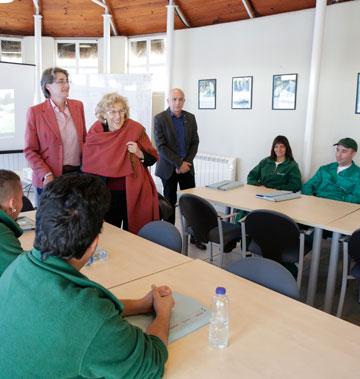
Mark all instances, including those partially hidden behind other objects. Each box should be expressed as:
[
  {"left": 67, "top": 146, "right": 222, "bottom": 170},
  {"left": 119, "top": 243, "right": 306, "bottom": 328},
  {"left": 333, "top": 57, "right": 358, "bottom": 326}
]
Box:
[
  {"left": 107, "top": 109, "right": 126, "bottom": 116},
  {"left": 54, "top": 79, "right": 71, "bottom": 85}
]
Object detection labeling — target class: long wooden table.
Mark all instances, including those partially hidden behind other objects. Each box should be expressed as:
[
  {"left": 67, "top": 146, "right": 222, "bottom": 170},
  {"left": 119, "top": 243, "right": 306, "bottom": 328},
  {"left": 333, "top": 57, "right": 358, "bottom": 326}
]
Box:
[
  {"left": 181, "top": 185, "right": 360, "bottom": 307},
  {"left": 19, "top": 211, "right": 191, "bottom": 289},
  {"left": 112, "top": 259, "right": 360, "bottom": 378}
]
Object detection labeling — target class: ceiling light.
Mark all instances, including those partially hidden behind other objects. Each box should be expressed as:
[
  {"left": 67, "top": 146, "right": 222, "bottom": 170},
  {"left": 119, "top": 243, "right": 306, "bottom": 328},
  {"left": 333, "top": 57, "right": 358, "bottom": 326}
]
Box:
[{"left": 0, "top": 0, "right": 14, "bottom": 3}]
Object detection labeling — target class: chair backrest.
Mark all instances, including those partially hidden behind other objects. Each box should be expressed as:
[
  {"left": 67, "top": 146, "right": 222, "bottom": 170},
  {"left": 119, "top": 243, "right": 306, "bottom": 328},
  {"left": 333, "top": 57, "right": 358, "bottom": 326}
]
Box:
[
  {"left": 245, "top": 209, "right": 300, "bottom": 262},
  {"left": 178, "top": 194, "right": 218, "bottom": 243},
  {"left": 138, "top": 221, "right": 182, "bottom": 253},
  {"left": 227, "top": 256, "right": 300, "bottom": 299},
  {"left": 21, "top": 196, "right": 34, "bottom": 212},
  {"left": 349, "top": 228, "right": 360, "bottom": 265}
]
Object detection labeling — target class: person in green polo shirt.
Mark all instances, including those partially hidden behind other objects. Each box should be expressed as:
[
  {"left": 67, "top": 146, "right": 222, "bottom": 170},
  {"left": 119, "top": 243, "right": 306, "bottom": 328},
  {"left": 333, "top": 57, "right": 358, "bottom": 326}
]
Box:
[
  {"left": 302, "top": 138, "right": 360, "bottom": 203},
  {"left": 0, "top": 169, "right": 24, "bottom": 276},
  {"left": 247, "top": 135, "right": 302, "bottom": 192},
  {"left": 0, "top": 174, "right": 174, "bottom": 378}
]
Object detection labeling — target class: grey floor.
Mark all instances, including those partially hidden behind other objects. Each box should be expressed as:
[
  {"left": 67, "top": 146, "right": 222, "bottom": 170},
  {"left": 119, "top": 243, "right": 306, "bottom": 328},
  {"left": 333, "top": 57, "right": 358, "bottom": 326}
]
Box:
[{"left": 175, "top": 212, "right": 360, "bottom": 327}]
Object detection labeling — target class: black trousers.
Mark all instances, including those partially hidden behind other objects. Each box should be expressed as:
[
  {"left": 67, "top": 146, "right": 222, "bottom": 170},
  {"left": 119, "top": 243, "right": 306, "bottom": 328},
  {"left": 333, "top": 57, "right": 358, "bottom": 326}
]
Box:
[
  {"left": 105, "top": 190, "right": 128, "bottom": 230},
  {"left": 162, "top": 170, "right": 195, "bottom": 224}
]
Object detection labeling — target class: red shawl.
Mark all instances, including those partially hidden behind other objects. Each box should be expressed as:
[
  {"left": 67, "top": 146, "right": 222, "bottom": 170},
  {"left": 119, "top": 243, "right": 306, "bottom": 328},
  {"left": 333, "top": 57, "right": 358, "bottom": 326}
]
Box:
[{"left": 82, "top": 119, "right": 160, "bottom": 234}]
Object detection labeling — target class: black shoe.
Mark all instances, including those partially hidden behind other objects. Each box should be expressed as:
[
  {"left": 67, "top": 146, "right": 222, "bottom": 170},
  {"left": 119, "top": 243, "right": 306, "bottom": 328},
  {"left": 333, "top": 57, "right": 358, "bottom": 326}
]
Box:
[{"left": 190, "top": 236, "right": 207, "bottom": 250}]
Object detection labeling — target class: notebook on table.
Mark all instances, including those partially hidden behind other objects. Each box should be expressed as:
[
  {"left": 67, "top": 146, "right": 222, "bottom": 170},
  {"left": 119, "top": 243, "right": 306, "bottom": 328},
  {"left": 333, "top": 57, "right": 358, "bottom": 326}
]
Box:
[
  {"left": 125, "top": 291, "right": 210, "bottom": 343},
  {"left": 17, "top": 216, "right": 35, "bottom": 231},
  {"left": 255, "top": 190, "right": 301, "bottom": 202},
  {"left": 207, "top": 180, "right": 243, "bottom": 191}
]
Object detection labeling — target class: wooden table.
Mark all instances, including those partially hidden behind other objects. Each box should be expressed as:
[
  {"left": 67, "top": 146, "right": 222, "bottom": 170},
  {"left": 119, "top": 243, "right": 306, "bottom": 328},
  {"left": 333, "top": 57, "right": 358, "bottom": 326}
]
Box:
[
  {"left": 181, "top": 185, "right": 360, "bottom": 307},
  {"left": 19, "top": 211, "right": 191, "bottom": 289},
  {"left": 112, "top": 259, "right": 360, "bottom": 378}
]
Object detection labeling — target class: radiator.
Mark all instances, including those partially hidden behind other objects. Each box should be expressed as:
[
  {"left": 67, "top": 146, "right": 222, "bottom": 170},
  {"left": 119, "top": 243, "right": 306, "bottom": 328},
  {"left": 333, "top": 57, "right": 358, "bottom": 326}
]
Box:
[
  {"left": 0, "top": 152, "right": 28, "bottom": 172},
  {"left": 152, "top": 152, "right": 237, "bottom": 191},
  {"left": 194, "top": 153, "right": 236, "bottom": 187}
]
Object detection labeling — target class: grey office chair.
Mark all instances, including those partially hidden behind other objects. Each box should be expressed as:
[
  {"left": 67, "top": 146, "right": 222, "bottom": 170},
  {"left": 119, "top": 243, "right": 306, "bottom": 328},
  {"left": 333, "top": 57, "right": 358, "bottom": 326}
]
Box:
[
  {"left": 179, "top": 194, "right": 241, "bottom": 266},
  {"left": 227, "top": 256, "right": 300, "bottom": 300},
  {"left": 242, "top": 209, "right": 312, "bottom": 289},
  {"left": 138, "top": 220, "right": 182, "bottom": 253},
  {"left": 337, "top": 228, "right": 360, "bottom": 318}
]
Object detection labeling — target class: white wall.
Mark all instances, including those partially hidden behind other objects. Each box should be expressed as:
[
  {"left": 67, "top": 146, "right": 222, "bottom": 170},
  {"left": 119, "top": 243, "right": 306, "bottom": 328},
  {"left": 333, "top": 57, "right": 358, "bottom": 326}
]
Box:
[{"left": 172, "top": 1, "right": 360, "bottom": 182}]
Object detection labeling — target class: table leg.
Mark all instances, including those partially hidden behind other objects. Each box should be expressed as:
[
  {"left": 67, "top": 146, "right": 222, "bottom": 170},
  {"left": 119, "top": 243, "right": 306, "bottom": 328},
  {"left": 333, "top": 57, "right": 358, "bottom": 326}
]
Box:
[
  {"left": 306, "top": 227, "right": 323, "bottom": 306},
  {"left": 323, "top": 232, "right": 341, "bottom": 314}
]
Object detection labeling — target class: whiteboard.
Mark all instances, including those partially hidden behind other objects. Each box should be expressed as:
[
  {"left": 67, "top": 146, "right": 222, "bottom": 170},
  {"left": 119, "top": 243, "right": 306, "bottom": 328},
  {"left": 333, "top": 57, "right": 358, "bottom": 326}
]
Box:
[
  {"left": 70, "top": 73, "right": 152, "bottom": 135},
  {"left": 0, "top": 62, "right": 35, "bottom": 151}
]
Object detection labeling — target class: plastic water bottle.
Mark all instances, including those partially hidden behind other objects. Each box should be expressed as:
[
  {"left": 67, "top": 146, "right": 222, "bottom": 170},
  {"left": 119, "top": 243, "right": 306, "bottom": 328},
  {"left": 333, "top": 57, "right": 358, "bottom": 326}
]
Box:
[
  {"left": 208, "top": 286, "right": 229, "bottom": 349},
  {"left": 86, "top": 248, "right": 108, "bottom": 266}
]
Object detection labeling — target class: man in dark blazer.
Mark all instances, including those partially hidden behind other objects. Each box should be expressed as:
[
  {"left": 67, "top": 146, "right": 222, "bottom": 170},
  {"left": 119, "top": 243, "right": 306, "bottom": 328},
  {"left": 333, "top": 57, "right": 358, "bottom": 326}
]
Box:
[{"left": 154, "top": 88, "right": 204, "bottom": 248}]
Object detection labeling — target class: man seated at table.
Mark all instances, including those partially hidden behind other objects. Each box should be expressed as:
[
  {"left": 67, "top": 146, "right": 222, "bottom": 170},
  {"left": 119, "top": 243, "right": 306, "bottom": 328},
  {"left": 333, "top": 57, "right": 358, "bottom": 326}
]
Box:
[
  {"left": 302, "top": 138, "right": 360, "bottom": 204},
  {"left": 0, "top": 174, "right": 174, "bottom": 378}
]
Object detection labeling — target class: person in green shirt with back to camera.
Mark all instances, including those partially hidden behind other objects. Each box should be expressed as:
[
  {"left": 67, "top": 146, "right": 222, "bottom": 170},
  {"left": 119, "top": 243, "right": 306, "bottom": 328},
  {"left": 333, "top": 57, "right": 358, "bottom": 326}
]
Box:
[
  {"left": 0, "top": 173, "right": 174, "bottom": 378},
  {"left": 302, "top": 138, "right": 360, "bottom": 204},
  {"left": 247, "top": 135, "right": 302, "bottom": 192},
  {"left": 0, "top": 169, "right": 24, "bottom": 276}
]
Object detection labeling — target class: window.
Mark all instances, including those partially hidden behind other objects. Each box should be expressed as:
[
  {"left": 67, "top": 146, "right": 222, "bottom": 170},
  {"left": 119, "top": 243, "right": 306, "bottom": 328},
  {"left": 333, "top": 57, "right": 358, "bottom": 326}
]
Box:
[
  {"left": 128, "top": 36, "right": 166, "bottom": 91},
  {"left": 0, "top": 38, "right": 22, "bottom": 63},
  {"left": 56, "top": 40, "right": 98, "bottom": 74}
]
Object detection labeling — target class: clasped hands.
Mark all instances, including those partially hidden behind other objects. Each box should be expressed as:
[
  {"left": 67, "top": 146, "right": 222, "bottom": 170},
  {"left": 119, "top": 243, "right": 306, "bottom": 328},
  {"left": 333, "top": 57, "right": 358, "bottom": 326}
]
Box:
[{"left": 176, "top": 161, "right": 191, "bottom": 174}]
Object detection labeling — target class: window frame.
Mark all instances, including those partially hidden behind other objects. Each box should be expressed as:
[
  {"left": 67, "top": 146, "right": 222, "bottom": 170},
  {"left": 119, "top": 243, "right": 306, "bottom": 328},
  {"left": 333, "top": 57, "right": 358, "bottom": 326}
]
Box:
[
  {"left": 0, "top": 36, "right": 23, "bottom": 63},
  {"left": 55, "top": 39, "right": 99, "bottom": 74}
]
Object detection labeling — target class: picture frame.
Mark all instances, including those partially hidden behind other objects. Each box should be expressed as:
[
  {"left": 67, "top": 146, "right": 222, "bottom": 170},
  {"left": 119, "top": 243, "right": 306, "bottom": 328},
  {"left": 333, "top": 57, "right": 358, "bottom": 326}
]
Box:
[
  {"left": 198, "top": 79, "right": 216, "bottom": 109},
  {"left": 272, "top": 73, "right": 298, "bottom": 110},
  {"left": 231, "top": 76, "right": 253, "bottom": 109},
  {"left": 355, "top": 73, "right": 360, "bottom": 114}
]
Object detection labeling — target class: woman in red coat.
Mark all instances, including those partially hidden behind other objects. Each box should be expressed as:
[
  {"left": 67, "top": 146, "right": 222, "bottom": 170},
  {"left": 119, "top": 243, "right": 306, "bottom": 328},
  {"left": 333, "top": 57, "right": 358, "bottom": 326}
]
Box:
[
  {"left": 24, "top": 67, "right": 87, "bottom": 199},
  {"left": 82, "top": 92, "right": 159, "bottom": 234}
]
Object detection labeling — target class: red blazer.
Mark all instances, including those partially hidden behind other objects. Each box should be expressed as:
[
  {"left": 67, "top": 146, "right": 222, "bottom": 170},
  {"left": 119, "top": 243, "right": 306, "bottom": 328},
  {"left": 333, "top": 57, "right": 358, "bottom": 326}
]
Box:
[{"left": 24, "top": 99, "right": 87, "bottom": 188}]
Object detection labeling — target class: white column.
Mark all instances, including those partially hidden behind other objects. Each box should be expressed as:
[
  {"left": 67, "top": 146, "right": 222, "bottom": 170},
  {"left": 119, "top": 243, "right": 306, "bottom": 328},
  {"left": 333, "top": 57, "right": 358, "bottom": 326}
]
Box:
[
  {"left": 33, "top": 14, "right": 42, "bottom": 104},
  {"left": 302, "top": 0, "right": 327, "bottom": 179},
  {"left": 103, "top": 14, "right": 111, "bottom": 74},
  {"left": 166, "top": 1, "right": 175, "bottom": 97}
]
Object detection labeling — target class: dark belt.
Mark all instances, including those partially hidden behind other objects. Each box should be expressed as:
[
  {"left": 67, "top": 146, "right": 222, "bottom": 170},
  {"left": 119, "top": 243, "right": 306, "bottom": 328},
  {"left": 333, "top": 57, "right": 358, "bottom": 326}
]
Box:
[{"left": 62, "top": 165, "right": 81, "bottom": 174}]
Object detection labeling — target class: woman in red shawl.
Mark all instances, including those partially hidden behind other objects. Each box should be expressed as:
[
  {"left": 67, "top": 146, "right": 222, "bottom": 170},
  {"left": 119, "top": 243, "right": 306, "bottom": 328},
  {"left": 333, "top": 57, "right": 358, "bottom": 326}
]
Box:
[{"left": 82, "top": 92, "right": 159, "bottom": 234}]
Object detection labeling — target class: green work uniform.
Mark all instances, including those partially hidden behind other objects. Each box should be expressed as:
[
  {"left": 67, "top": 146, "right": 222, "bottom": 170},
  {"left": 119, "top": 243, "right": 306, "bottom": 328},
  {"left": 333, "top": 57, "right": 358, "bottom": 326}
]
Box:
[
  {"left": 247, "top": 157, "right": 302, "bottom": 192},
  {"left": 0, "top": 210, "right": 23, "bottom": 276},
  {"left": 0, "top": 249, "right": 168, "bottom": 378},
  {"left": 302, "top": 162, "right": 360, "bottom": 204}
]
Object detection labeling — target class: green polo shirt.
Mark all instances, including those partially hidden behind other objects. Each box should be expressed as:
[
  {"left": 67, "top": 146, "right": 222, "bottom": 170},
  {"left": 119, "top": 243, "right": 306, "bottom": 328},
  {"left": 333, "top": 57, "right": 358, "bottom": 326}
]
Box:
[
  {"left": 0, "top": 249, "right": 168, "bottom": 378},
  {"left": 302, "top": 162, "right": 360, "bottom": 203},
  {"left": 247, "top": 157, "right": 302, "bottom": 192},
  {"left": 0, "top": 209, "right": 23, "bottom": 276}
]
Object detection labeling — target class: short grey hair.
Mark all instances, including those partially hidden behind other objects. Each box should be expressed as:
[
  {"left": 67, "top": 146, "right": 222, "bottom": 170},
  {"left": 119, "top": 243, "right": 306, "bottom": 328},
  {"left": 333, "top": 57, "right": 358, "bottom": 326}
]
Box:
[{"left": 95, "top": 92, "right": 130, "bottom": 123}]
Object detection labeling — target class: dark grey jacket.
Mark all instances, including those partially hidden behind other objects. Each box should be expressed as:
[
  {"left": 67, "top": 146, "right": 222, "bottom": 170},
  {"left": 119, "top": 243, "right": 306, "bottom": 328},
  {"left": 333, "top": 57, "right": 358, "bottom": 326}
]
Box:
[{"left": 154, "top": 108, "right": 199, "bottom": 180}]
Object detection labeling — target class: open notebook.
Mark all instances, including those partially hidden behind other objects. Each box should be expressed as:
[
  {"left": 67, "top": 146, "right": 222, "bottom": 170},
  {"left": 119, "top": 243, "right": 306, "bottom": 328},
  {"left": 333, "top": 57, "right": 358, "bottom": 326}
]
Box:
[
  {"left": 125, "top": 292, "right": 210, "bottom": 343},
  {"left": 255, "top": 190, "right": 301, "bottom": 202}
]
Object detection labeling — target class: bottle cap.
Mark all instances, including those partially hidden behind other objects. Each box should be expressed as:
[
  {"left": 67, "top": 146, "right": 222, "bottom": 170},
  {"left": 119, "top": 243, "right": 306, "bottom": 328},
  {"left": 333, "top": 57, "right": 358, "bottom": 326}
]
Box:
[{"left": 216, "top": 287, "right": 226, "bottom": 295}]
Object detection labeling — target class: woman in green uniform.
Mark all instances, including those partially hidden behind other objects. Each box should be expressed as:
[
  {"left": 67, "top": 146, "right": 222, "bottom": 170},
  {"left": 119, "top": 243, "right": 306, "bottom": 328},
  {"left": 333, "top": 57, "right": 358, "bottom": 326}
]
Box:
[{"left": 247, "top": 135, "right": 302, "bottom": 192}]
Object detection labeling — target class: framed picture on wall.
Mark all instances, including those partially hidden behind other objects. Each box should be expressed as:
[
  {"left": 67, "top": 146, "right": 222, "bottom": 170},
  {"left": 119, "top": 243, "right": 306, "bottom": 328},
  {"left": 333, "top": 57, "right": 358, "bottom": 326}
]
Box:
[
  {"left": 198, "top": 79, "right": 216, "bottom": 109},
  {"left": 355, "top": 73, "right": 360, "bottom": 114},
  {"left": 272, "top": 73, "right": 297, "bottom": 110},
  {"left": 232, "top": 76, "right": 253, "bottom": 109}
]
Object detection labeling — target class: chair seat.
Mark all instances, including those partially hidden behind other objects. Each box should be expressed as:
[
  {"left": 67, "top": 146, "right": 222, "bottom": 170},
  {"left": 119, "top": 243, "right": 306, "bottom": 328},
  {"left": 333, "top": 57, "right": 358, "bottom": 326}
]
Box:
[{"left": 208, "top": 221, "right": 241, "bottom": 252}]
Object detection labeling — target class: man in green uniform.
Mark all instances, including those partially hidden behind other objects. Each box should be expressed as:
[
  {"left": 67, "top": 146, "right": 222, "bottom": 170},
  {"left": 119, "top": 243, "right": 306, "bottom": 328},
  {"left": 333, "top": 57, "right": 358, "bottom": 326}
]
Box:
[
  {"left": 302, "top": 138, "right": 360, "bottom": 203},
  {"left": 0, "top": 174, "right": 174, "bottom": 378}
]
